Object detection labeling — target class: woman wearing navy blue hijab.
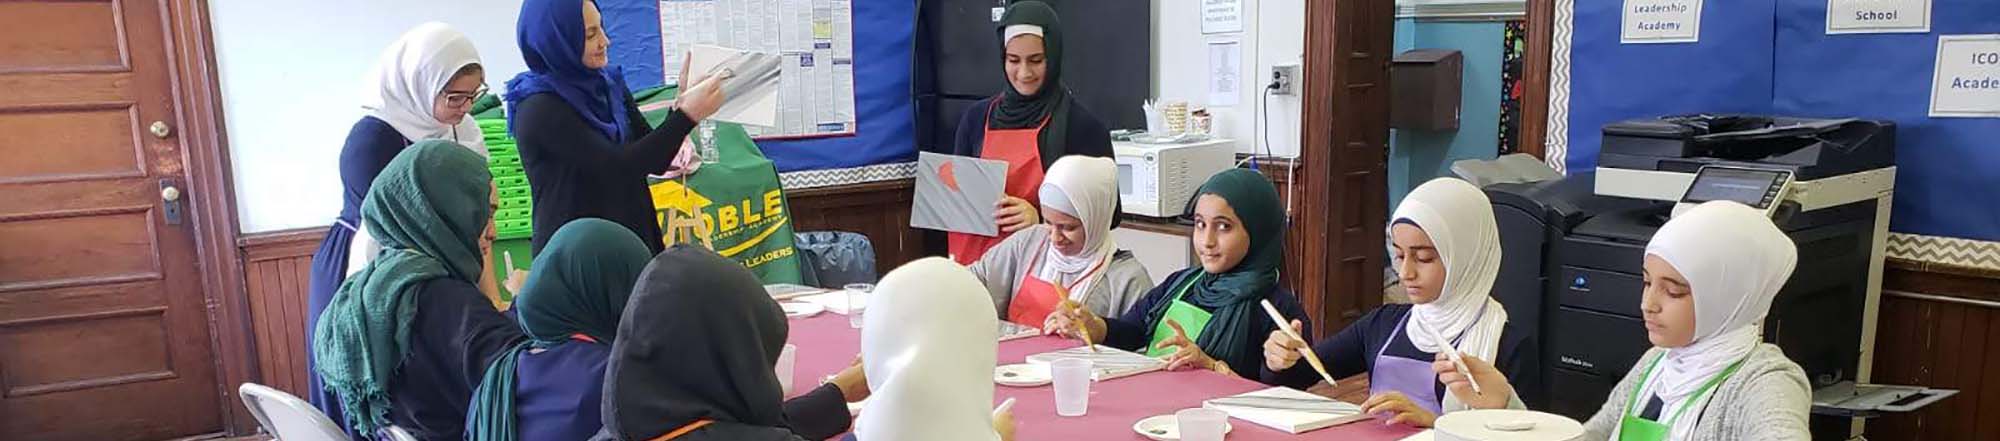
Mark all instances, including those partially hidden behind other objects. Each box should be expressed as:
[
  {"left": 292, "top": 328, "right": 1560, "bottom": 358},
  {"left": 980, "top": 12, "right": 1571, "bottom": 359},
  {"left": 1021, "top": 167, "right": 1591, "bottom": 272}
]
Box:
[{"left": 506, "top": 0, "right": 728, "bottom": 254}]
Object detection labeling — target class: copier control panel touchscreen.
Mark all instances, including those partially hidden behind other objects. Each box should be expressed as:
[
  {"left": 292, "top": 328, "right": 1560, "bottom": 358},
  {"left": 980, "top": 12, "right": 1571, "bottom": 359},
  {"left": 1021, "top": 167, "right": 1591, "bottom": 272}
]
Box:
[{"left": 1681, "top": 166, "right": 1791, "bottom": 210}]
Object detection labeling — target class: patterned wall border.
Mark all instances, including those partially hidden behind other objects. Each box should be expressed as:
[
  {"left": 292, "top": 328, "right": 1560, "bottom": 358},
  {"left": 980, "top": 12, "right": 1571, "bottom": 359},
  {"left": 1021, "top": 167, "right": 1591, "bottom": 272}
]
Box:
[
  {"left": 778, "top": 162, "right": 918, "bottom": 190},
  {"left": 1888, "top": 233, "right": 2000, "bottom": 275},
  {"left": 1545, "top": 0, "right": 1574, "bottom": 175}
]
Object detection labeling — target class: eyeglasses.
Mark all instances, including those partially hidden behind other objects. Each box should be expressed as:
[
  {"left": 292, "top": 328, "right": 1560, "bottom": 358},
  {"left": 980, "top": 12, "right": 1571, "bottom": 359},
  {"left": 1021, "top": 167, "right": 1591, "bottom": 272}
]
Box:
[{"left": 442, "top": 84, "right": 489, "bottom": 108}]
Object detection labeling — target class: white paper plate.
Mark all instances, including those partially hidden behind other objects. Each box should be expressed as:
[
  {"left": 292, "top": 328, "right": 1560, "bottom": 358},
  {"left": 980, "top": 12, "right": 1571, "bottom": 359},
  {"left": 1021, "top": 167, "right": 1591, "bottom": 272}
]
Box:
[
  {"left": 781, "top": 302, "right": 825, "bottom": 319},
  {"left": 1132, "top": 414, "right": 1232, "bottom": 441},
  {"left": 993, "top": 363, "right": 1052, "bottom": 387}
]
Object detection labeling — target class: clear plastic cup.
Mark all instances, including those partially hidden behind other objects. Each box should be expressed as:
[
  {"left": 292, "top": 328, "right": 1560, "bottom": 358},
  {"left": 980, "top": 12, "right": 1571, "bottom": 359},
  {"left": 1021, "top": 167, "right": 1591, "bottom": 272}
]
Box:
[
  {"left": 776, "top": 344, "right": 798, "bottom": 395},
  {"left": 1051, "top": 358, "right": 1093, "bottom": 417},
  {"left": 844, "top": 283, "right": 873, "bottom": 328},
  {"left": 1176, "top": 408, "right": 1228, "bottom": 441}
]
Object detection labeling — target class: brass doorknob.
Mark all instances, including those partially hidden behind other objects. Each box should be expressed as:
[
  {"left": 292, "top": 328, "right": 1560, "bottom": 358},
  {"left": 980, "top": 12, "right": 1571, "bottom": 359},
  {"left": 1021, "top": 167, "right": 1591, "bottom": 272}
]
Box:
[{"left": 150, "top": 121, "right": 173, "bottom": 139}]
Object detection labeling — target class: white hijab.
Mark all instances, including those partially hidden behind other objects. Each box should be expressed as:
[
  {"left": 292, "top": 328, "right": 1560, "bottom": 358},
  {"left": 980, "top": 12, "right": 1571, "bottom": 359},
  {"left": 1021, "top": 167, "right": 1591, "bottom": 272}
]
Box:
[
  {"left": 360, "top": 22, "right": 486, "bottom": 151},
  {"left": 1628, "top": 201, "right": 1795, "bottom": 440},
  {"left": 1388, "top": 178, "right": 1508, "bottom": 377},
  {"left": 857, "top": 258, "right": 1003, "bottom": 441},
  {"left": 1033, "top": 156, "right": 1119, "bottom": 303}
]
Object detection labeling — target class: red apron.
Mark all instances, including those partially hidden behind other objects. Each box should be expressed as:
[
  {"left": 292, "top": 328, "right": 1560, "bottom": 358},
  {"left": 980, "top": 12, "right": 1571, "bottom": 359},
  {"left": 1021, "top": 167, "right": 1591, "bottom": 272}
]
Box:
[
  {"left": 948, "top": 99, "right": 1047, "bottom": 265},
  {"left": 1006, "top": 238, "right": 1110, "bottom": 326}
]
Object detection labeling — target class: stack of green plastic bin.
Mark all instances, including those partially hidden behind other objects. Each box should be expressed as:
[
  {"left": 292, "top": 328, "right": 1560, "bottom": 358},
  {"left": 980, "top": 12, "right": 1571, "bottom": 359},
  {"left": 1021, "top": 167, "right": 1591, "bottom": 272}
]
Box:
[{"left": 480, "top": 118, "right": 535, "bottom": 305}]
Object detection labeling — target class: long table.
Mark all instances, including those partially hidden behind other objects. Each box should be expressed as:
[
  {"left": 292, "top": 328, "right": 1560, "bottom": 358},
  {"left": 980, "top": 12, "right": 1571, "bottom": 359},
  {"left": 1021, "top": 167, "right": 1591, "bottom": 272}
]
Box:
[{"left": 784, "top": 313, "right": 1422, "bottom": 440}]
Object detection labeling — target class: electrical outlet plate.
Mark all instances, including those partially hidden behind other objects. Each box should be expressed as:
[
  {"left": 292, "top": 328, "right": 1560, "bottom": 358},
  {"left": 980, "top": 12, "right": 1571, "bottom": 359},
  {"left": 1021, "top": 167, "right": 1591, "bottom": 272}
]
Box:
[{"left": 1270, "top": 64, "right": 1299, "bottom": 96}]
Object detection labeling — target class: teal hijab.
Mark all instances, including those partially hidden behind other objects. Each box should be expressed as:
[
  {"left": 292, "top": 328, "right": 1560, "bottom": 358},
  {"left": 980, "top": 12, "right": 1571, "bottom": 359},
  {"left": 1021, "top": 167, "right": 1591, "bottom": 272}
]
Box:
[
  {"left": 466, "top": 218, "right": 653, "bottom": 441},
  {"left": 312, "top": 141, "right": 493, "bottom": 435},
  {"left": 1144, "top": 168, "right": 1285, "bottom": 366}
]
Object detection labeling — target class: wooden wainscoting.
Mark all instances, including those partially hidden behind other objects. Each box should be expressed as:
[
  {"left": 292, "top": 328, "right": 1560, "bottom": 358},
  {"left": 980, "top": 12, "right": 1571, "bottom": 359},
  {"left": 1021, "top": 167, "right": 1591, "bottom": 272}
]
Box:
[
  {"left": 1863, "top": 263, "right": 2000, "bottom": 441},
  {"left": 236, "top": 228, "right": 325, "bottom": 398},
  {"left": 786, "top": 179, "right": 929, "bottom": 273}
]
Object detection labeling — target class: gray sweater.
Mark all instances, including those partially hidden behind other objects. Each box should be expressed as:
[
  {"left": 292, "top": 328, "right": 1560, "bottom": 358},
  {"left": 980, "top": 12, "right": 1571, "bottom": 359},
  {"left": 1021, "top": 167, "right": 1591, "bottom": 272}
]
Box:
[
  {"left": 967, "top": 225, "right": 1155, "bottom": 321},
  {"left": 1580, "top": 343, "right": 1812, "bottom": 441}
]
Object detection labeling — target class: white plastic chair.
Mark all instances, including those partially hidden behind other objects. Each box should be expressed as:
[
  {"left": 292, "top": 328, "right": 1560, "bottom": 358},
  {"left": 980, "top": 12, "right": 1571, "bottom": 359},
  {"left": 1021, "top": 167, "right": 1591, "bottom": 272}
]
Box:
[
  {"left": 237, "top": 382, "right": 351, "bottom": 441},
  {"left": 380, "top": 426, "right": 419, "bottom": 441}
]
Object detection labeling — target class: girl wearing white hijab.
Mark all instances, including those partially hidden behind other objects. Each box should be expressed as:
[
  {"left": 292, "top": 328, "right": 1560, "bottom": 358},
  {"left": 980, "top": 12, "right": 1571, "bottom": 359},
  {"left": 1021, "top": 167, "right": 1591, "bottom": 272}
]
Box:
[
  {"left": 1437, "top": 201, "right": 1811, "bottom": 440},
  {"left": 1261, "top": 178, "right": 1530, "bottom": 427},
  {"left": 304, "top": 22, "right": 499, "bottom": 431},
  {"left": 856, "top": 258, "right": 1015, "bottom": 441},
  {"left": 1586, "top": 201, "right": 1810, "bottom": 440},
  {"left": 968, "top": 155, "right": 1153, "bottom": 326}
]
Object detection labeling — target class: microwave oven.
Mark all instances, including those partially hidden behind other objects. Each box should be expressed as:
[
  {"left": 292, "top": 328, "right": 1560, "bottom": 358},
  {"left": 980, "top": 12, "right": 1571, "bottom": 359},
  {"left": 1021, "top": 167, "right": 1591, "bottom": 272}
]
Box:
[{"left": 1114, "top": 139, "right": 1235, "bottom": 218}]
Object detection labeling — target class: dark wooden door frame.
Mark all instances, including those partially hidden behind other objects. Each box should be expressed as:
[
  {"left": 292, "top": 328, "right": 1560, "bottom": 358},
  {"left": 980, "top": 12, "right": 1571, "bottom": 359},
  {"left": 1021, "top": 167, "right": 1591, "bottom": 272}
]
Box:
[
  {"left": 1518, "top": 0, "right": 1555, "bottom": 160},
  {"left": 1297, "top": 0, "right": 1395, "bottom": 338},
  {"left": 162, "top": 0, "right": 261, "bottom": 435}
]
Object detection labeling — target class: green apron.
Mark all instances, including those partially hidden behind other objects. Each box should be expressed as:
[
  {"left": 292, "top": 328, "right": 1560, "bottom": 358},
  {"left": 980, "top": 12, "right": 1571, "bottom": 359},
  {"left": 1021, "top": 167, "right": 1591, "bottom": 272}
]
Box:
[
  {"left": 1145, "top": 274, "right": 1215, "bottom": 357},
  {"left": 1618, "top": 353, "right": 1747, "bottom": 441}
]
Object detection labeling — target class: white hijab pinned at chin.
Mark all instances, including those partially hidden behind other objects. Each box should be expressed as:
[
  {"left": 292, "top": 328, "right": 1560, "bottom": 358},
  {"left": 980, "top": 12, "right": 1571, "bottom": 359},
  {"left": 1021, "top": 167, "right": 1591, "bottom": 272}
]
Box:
[
  {"left": 1627, "top": 201, "right": 1797, "bottom": 441},
  {"left": 856, "top": 258, "right": 1003, "bottom": 441},
  {"left": 360, "top": 22, "right": 487, "bottom": 151},
  {"left": 1033, "top": 156, "right": 1120, "bottom": 302},
  {"left": 1387, "top": 178, "right": 1508, "bottom": 412}
]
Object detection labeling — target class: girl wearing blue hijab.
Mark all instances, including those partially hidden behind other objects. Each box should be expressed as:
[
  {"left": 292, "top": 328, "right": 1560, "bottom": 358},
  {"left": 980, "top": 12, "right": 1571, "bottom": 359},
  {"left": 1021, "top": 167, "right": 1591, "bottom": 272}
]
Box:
[{"left": 506, "top": 0, "right": 728, "bottom": 255}]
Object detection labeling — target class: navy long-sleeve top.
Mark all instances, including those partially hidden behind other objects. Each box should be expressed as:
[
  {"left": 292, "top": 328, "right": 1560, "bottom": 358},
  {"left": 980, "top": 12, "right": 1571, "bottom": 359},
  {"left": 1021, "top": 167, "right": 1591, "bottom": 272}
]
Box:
[
  {"left": 1258, "top": 303, "right": 1539, "bottom": 404},
  {"left": 1099, "top": 269, "right": 1313, "bottom": 381},
  {"left": 511, "top": 93, "right": 696, "bottom": 254},
  {"left": 337, "top": 117, "right": 412, "bottom": 227},
  {"left": 386, "top": 279, "right": 528, "bottom": 440}
]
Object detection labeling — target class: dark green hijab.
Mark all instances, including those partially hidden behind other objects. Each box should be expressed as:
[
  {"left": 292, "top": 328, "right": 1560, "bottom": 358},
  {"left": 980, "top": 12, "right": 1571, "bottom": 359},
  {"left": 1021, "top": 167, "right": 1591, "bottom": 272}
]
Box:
[
  {"left": 515, "top": 218, "right": 653, "bottom": 345},
  {"left": 991, "top": 1, "right": 1075, "bottom": 153},
  {"left": 1145, "top": 168, "right": 1285, "bottom": 367},
  {"left": 313, "top": 141, "right": 493, "bottom": 435},
  {"left": 466, "top": 218, "right": 653, "bottom": 441}
]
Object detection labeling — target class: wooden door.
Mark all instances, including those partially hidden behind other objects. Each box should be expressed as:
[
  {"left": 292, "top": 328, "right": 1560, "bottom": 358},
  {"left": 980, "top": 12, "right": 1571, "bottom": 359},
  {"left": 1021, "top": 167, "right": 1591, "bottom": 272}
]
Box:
[
  {"left": 1297, "top": 0, "right": 1395, "bottom": 336},
  {"left": 0, "top": 1, "right": 225, "bottom": 439}
]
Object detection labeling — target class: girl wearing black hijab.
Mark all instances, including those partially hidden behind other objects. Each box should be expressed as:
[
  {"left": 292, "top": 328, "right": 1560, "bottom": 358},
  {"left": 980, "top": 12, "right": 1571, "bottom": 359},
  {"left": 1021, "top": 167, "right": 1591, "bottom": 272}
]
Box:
[
  {"left": 592, "top": 246, "right": 865, "bottom": 441},
  {"left": 941, "top": 0, "right": 1115, "bottom": 265}
]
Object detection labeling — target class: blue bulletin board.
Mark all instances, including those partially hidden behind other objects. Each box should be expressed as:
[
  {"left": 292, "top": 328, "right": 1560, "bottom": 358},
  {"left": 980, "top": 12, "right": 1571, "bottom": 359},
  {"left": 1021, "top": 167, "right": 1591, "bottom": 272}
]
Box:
[
  {"left": 1561, "top": 0, "right": 2000, "bottom": 243},
  {"left": 600, "top": 0, "right": 917, "bottom": 172}
]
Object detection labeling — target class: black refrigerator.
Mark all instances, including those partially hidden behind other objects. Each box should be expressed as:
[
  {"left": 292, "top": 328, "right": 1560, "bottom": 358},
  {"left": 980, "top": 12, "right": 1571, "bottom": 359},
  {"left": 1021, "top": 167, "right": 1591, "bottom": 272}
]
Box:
[{"left": 915, "top": 0, "right": 1152, "bottom": 153}]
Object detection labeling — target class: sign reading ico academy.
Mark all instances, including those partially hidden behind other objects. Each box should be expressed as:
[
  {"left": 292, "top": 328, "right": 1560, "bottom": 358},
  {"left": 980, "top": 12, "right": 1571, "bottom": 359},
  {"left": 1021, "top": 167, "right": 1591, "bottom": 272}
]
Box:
[{"left": 1930, "top": 35, "right": 2000, "bottom": 118}]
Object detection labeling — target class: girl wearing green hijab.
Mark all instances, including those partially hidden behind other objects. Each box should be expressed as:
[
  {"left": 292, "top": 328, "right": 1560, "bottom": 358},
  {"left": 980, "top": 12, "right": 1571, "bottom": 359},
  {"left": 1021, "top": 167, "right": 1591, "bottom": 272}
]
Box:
[
  {"left": 312, "top": 141, "right": 526, "bottom": 439},
  {"left": 1046, "top": 168, "right": 1312, "bottom": 380},
  {"left": 464, "top": 218, "right": 652, "bottom": 441}
]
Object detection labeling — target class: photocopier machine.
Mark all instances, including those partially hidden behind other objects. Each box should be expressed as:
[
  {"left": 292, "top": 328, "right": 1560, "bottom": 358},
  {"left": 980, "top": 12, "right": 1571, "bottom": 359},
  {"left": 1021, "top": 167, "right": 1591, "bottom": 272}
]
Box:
[{"left": 1483, "top": 114, "right": 1899, "bottom": 439}]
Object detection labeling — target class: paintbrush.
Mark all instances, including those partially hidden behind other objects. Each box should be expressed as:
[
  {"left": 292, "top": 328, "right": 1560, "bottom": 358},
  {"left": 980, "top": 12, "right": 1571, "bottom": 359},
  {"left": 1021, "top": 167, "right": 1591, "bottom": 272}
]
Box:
[
  {"left": 1412, "top": 316, "right": 1484, "bottom": 395},
  {"left": 1259, "top": 300, "right": 1339, "bottom": 388}
]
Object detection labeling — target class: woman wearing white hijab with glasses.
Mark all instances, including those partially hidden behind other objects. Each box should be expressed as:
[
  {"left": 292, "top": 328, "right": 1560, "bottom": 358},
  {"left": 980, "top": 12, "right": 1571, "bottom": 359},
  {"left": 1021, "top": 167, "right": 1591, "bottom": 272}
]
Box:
[
  {"left": 1261, "top": 178, "right": 1533, "bottom": 427},
  {"left": 1440, "top": 201, "right": 1812, "bottom": 440},
  {"left": 303, "top": 22, "right": 498, "bottom": 435},
  {"left": 851, "top": 258, "right": 1015, "bottom": 441},
  {"left": 968, "top": 155, "right": 1153, "bottom": 326}
]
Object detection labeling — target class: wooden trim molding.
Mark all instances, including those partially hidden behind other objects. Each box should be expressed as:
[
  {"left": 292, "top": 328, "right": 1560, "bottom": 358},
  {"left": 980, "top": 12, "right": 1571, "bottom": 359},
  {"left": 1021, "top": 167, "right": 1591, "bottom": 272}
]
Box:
[
  {"left": 1517, "top": 0, "right": 1553, "bottom": 160},
  {"left": 163, "top": 0, "right": 261, "bottom": 434}
]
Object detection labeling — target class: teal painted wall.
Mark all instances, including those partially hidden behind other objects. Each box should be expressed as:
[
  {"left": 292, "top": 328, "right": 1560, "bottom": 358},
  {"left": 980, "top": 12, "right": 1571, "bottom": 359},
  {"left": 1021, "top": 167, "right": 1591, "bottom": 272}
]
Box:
[{"left": 1387, "top": 19, "right": 1507, "bottom": 212}]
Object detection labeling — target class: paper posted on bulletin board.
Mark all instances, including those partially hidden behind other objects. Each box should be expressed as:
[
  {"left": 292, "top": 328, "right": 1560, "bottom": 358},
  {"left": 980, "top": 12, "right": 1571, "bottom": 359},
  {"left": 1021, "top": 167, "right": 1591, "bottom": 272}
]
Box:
[{"left": 661, "top": 0, "right": 858, "bottom": 140}]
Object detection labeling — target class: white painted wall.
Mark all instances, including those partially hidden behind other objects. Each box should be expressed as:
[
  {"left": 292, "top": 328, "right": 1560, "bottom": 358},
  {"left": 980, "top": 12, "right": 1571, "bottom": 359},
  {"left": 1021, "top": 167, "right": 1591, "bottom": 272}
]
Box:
[
  {"left": 1153, "top": 0, "right": 1305, "bottom": 158},
  {"left": 210, "top": 0, "right": 527, "bottom": 233}
]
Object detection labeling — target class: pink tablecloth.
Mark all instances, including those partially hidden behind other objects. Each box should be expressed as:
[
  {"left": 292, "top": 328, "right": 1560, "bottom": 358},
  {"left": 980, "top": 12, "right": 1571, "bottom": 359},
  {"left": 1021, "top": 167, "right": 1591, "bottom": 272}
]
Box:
[{"left": 785, "top": 313, "right": 1421, "bottom": 440}]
